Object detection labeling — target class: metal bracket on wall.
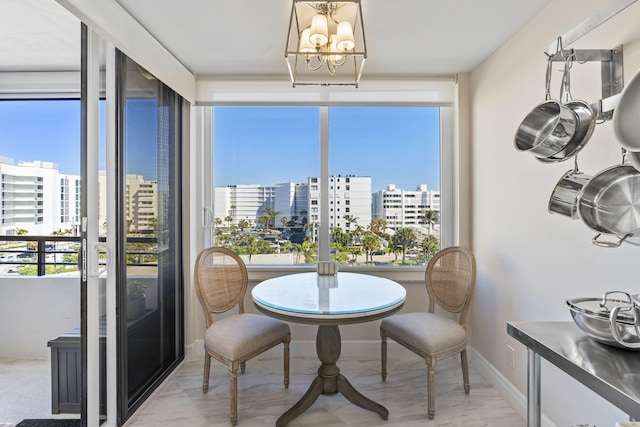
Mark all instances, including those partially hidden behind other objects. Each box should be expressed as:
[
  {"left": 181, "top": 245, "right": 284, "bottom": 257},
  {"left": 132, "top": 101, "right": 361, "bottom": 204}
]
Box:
[
  {"left": 548, "top": 47, "right": 623, "bottom": 121},
  {"left": 542, "top": 0, "right": 637, "bottom": 121}
]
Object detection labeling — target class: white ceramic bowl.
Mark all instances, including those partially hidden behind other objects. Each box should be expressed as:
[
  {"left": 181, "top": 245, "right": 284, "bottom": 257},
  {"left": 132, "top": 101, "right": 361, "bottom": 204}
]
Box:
[{"left": 614, "top": 69, "right": 640, "bottom": 150}]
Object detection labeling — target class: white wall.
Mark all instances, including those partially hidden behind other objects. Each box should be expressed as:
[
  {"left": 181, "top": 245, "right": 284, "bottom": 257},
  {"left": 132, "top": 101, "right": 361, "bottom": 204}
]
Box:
[
  {"left": 0, "top": 276, "right": 80, "bottom": 359},
  {"left": 469, "top": 1, "right": 640, "bottom": 426}
]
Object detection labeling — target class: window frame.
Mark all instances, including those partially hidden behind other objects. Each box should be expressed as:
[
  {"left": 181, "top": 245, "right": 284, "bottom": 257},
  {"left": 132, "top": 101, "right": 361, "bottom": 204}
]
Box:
[{"left": 200, "top": 81, "right": 457, "bottom": 283}]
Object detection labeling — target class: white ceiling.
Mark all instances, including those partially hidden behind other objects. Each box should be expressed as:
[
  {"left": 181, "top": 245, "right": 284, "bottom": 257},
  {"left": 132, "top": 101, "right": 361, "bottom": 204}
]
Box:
[{"left": 0, "top": 0, "right": 553, "bottom": 78}]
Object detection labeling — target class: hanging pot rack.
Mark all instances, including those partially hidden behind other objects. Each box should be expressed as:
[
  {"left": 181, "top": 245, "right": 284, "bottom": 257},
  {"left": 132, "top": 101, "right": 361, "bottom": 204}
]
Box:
[{"left": 543, "top": 0, "right": 637, "bottom": 121}]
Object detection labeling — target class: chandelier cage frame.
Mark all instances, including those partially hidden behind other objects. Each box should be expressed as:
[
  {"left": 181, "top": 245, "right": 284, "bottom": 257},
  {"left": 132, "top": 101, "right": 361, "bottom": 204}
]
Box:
[{"left": 285, "top": 0, "right": 367, "bottom": 88}]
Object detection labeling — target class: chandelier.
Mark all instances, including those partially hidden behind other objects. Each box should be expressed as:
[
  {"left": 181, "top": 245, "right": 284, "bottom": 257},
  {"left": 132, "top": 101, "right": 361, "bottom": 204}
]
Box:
[{"left": 285, "top": 0, "right": 367, "bottom": 88}]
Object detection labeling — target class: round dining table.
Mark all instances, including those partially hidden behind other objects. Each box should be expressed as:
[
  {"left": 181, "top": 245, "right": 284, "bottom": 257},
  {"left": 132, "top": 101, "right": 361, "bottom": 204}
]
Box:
[{"left": 251, "top": 271, "right": 406, "bottom": 427}]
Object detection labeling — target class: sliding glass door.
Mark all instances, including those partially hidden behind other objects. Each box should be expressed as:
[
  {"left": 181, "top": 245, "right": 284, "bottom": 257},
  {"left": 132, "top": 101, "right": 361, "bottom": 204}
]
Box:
[{"left": 115, "top": 51, "right": 184, "bottom": 423}]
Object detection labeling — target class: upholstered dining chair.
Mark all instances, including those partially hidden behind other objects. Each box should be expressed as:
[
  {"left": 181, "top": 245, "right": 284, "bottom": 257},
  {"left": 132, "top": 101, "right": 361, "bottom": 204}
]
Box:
[
  {"left": 194, "top": 247, "right": 291, "bottom": 426},
  {"left": 380, "top": 246, "right": 476, "bottom": 419}
]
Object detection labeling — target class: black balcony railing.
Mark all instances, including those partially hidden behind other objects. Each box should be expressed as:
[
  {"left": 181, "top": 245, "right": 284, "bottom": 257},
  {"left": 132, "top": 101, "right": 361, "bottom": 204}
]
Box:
[{"left": 0, "top": 235, "right": 158, "bottom": 276}]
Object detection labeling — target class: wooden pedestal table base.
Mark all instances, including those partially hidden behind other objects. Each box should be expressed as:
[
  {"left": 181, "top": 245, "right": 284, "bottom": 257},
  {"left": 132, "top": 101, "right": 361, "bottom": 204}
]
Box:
[{"left": 277, "top": 325, "right": 388, "bottom": 427}]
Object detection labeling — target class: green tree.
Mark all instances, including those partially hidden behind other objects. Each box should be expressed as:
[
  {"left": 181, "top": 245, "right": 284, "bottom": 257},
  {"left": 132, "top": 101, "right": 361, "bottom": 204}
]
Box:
[
  {"left": 224, "top": 215, "right": 233, "bottom": 227},
  {"left": 393, "top": 227, "right": 416, "bottom": 264},
  {"left": 238, "top": 219, "right": 250, "bottom": 232},
  {"left": 280, "top": 216, "right": 288, "bottom": 229},
  {"left": 362, "top": 232, "right": 381, "bottom": 264},
  {"left": 420, "top": 235, "right": 440, "bottom": 264},
  {"left": 420, "top": 209, "right": 440, "bottom": 236},
  {"left": 369, "top": 218, "right": 388, "bottom": 235},
  {"left": 299, "top": 240, "right": 318, "bottom": 263}
]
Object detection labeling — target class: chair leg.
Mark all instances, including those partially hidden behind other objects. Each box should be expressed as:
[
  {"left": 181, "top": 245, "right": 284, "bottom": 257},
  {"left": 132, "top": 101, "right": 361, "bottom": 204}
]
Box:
[
  {"left": 284, "top": 335, "right": 290, "bottom": 389},
  {"left": 461, "top": 349, "right": 470, "bottom": 394},
  {"left": 380, "top": 328, "right": 387, "bottom": 381},
  {"left": 203, "top": 353, "right": 211, "bottom": 393},
  {"left": 229, "top": 362, "right": 239, "bottom": 426},
  {"left": 426, "top": 356, "right": 436, "bottom": 420}
]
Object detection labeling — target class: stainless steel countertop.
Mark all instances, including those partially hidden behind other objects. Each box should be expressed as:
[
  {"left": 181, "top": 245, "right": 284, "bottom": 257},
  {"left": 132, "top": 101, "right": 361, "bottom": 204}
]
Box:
[{"left": 507, "top": 321, "right": 640, "bottom": 420}]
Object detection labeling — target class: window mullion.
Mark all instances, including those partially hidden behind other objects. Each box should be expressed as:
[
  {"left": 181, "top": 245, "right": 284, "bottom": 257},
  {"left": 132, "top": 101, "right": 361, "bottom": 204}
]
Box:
[{"left": 319, "top": 106, "right": 330, "bottom": 261}]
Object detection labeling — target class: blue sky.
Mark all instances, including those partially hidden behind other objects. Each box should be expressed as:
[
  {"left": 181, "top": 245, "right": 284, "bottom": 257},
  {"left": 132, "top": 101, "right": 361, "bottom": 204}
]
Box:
[
  {"left": 0, "top": 102, "right": 441, "bottom": 192},
  {"left": 214, "top": 106, "right": 441, "bottom": 192},
  {"left": 0, "top": 100, "right": 81, "bottom": 175}
]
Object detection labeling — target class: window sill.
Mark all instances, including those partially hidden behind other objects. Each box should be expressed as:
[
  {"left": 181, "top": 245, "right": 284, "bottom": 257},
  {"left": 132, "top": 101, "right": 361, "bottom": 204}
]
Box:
[{"left": 246, "top": 264, "right": 425, "bottom": 284}]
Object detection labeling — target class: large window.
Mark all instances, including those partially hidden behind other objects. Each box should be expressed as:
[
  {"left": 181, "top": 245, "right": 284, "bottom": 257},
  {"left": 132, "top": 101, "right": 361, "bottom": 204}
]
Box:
[{"left": 213, "top": 106, "right": 441, "bottom": 267}]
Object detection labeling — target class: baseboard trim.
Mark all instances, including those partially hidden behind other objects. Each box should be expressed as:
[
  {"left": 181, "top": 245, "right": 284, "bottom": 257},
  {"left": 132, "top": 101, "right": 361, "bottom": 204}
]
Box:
[{"left": 467, "top": 346, "right": 555, "bottom": 427}]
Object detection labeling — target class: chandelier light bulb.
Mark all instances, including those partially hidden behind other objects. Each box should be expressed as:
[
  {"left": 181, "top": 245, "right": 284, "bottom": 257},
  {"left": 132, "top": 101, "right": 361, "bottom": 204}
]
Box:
[
  {"left": 310, "top": 14, "right": 329, "bottom": 47},
  {"left": 299, "top": 28, "right": 315, "bottom": 53},
  {"left": 336, "top": 21, "right": 355, "bottom": 51},
  {"left": 329, "top": 35, "right": 343, "bottom": 64}
]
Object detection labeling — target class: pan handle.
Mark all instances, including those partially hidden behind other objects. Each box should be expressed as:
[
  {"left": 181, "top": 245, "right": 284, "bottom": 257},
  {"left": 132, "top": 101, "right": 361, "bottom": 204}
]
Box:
[
  {"left": 609, "top": 305, "right": 640, "bottom": 349},
  {"left": 591, "top": 233, "right": 631, "bottom": 248}
]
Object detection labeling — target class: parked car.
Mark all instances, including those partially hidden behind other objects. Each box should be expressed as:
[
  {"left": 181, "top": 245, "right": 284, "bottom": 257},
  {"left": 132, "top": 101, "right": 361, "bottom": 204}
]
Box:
[{"left": 371, "top": 250, "right": 384, "bottom": 255}]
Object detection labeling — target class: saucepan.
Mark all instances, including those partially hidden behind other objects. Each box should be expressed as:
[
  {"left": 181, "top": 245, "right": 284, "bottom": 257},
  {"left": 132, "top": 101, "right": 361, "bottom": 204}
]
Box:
[
  {"left": 548, "top": 159, "right": 591, "bottom": 219},
  {"left": 577, "top": 161, "right": 640, "bottom": 248},
  {"left": 514, "top": 56, "right": 580, "bottom": 158}
]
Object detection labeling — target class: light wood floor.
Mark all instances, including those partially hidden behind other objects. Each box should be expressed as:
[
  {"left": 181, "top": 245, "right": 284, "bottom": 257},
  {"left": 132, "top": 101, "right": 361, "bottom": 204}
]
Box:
[
  {"left": 127, "top": 353, "right": 525, "bottom": 427},
  {"left": 1, "top": 352, "right": 525, "bottom": 427}
]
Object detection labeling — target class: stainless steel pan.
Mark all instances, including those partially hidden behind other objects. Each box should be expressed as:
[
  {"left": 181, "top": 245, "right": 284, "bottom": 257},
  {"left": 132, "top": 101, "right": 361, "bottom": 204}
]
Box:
[
  {"left": 548, "top": 165, "right": 591, "bottom": 219},
  {"left": 577, "top": 164, "right": 640, "bottom": 247},
  {"left": 515, "top": 57, "right": 579, "bottom": 158},
  {"left": 537, "top": 55, "right": 596, "bottom": 163}
]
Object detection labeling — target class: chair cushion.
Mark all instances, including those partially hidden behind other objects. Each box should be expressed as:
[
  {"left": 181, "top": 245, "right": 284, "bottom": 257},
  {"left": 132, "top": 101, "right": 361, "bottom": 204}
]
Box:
[
  {"left": 205, "top": 313, "right": 290, "bottom": 361},
  {"left": 381, "top": 312, "right": 466, "bottom": 357}
]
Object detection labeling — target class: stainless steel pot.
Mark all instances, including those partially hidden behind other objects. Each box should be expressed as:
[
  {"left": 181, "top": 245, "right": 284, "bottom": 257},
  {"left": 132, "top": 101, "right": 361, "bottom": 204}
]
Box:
[
  {"left": 609, "top": 293, "right": 640, "bottom": 349},
  {"left": 548, "top": 167, "right": 591, "bottom": 219},
  {"left": 514, "top": 100, "right": 579, "bottom": 157},
  {"left": 536, "top": 99, "right": 596, "bottom": 163},
  {"left": 577, "top": 164, "right": 640, "bottom": 248},
  {"left": 515, "top": 57, "right": 580, "bottom": 158},
  {"left": 568, "top": 292, "right": 639, "bottom": 350}
]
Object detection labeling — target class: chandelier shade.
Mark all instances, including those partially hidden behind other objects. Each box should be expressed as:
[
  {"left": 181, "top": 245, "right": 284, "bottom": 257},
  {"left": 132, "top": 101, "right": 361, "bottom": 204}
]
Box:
[{"left": 285, "top": 0, "right": 367, "bottom": 87}]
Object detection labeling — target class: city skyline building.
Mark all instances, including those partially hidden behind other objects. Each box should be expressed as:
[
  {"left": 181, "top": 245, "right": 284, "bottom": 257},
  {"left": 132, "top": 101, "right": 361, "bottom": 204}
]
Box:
[
  {"left": 0, "top": 157, "right": 80, "bottom": 235},
  {"left": 372, "top": 184, "right": 441, "bottom": 229},
  {"left": 1, "top": 156, "right": 158, "bottom": 236},
  {"left": 214, "top": 176, "right": 440, "bottom": 234}
]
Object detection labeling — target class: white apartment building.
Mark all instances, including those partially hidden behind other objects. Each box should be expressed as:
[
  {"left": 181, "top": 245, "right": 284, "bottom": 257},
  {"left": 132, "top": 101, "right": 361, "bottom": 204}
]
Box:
[
  {"left": 125, "top": 175, "right": 158, "bottom": 233},
  {"left": 307, "top": 175, "right": 372, "bottom": 233},
  {"left": 213, "top": 184, "right": 275, "bottom": 226},
  {"left": 0, "top": 157, "right": 80, "bottom": 235},
  {"left": 0, "top": 156, "right": 157, "bottom": 236},
  {"left": 372, "top": 184, "right": 440, "bottom": 230},
  {"left": 274, "top": 182, "right": 309, "bottom": 227},
  {"left": 214, "top": 176, "right": 373, "bottom": 235},
  {"left": 97, "top": 173, "right": 159, "bottom": 235}
]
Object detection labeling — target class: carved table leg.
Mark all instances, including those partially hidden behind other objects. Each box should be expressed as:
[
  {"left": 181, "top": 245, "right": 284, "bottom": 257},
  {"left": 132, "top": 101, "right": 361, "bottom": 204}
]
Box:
[{"left": 276, "top": 324, "right": 388, "bottom": 426}]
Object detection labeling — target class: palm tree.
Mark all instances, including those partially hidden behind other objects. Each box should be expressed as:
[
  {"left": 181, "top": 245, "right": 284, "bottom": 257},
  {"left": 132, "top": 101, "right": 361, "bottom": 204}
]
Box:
[
  {"left": 280, "top": 216, "right": 288, "bottom": 229},
  {"left": 421, "top": 235, "right": 440, "bottom": 263},
  {"left": 369, "top": 218, "right": 387, "bottom": 235},
  {"left": 421, "top": 209, "right": 440, "bottom": 236},
  {"left": 263, "top": 207, "right": 279, "bottom": 229},
  {"left": 343, "top": 214, "right": 358, "bottom": 231},
  {"left": 362, "top": 232, "right": 381, "bottom": 264},
  {"left": 393, "top": 227, "right": 416, "bottom": 264},
  {"left": 224, "top": 215, "right": 233, "bottom": 228},
  {"left": 238, "top": 219, "right": 250, "bottom": 232}
]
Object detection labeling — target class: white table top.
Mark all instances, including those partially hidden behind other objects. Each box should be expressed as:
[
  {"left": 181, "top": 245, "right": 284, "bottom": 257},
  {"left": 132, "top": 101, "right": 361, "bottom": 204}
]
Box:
[{"left": 252, "top": 272, "right": 406, "bottom": 323}]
